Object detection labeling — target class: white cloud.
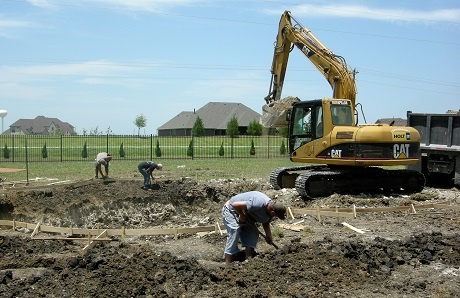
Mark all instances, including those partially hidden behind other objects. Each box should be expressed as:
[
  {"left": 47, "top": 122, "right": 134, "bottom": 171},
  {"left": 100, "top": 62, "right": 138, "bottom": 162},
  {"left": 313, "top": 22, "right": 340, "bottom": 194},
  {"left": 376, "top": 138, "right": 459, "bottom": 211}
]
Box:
[
  {"left": 0, "top": 60, "right": 150, "bottom": 85},
  {"left": 27, "top": 0, "right": 55, "bottom": 9},
  {"left": 267, "top": 4, "right": 460, "bottom": 24},
  {"left": 93, "top": 0, "right": 206, "bottom": 12}
]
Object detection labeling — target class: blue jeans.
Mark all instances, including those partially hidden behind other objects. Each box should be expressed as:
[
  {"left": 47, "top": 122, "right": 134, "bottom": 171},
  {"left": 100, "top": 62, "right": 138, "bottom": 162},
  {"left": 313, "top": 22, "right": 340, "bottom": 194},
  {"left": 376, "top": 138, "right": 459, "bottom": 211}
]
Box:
[
  {"left": 139, "top": 169, "right": 150, "bottom": 187},
  {"left": 222, "top": 206, "right": 259, "bottom": 255}
]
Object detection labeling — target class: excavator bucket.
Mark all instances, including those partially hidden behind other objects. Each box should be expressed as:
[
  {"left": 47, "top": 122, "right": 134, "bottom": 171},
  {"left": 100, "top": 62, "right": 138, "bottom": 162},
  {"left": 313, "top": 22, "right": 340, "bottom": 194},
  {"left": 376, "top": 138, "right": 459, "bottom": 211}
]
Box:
[{"left": 261, "top": 96, "right": 299, "bottom": 128}]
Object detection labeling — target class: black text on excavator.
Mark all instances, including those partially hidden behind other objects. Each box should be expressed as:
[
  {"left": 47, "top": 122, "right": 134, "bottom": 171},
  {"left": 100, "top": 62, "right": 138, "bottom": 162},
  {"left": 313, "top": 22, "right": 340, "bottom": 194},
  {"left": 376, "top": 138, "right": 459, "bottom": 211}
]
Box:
[{"left": 263, "top": 11, "right": 425, "bottom": 198}]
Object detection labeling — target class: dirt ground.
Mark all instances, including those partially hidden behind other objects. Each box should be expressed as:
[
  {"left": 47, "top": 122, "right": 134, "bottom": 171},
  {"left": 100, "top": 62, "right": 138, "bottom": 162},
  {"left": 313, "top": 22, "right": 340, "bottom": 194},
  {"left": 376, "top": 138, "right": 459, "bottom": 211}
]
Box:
[{"left": 0, "top": 176, "right": 459, "bottom": 298}]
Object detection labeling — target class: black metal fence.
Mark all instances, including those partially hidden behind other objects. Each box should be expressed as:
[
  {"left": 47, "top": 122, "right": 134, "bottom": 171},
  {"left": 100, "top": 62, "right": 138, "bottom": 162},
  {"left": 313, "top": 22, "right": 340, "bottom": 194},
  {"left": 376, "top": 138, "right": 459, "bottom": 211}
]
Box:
[{"left": 0, "top": 134, "right": 288, "bottom": 162}]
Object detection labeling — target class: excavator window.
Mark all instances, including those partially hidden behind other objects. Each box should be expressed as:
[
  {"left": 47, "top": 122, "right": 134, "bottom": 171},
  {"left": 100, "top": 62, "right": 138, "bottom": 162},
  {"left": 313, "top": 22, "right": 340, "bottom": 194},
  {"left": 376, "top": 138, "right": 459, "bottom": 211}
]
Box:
[
  {"left": 331, "top": 106, "right": 352, "bottom": 126},
  {"left": 315, "top": 106, "right": 323, "bottom": 138},
  {"left": 291, "top": 107, "right": 313, "bottom": 150}
]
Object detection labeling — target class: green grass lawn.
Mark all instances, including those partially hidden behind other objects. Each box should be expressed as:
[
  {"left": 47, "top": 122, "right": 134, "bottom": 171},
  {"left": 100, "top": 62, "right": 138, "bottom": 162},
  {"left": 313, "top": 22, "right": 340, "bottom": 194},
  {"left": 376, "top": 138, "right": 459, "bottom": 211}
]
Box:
[{"left": 1, "top": 158, "right": 296, "bottom": 184}]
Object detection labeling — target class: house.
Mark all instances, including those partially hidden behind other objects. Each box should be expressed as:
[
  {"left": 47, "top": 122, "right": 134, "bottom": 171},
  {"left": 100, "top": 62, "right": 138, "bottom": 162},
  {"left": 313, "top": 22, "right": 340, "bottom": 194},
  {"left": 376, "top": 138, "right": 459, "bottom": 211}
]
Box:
[
  {"left": 375, "top": 117, "right": 407, "bottom": 126},
  {"left": 3, "top": 116, "right": 76, "bottom": 135},
  {"left": 157, "top": 102, "right": 261, "bottom": 136}
]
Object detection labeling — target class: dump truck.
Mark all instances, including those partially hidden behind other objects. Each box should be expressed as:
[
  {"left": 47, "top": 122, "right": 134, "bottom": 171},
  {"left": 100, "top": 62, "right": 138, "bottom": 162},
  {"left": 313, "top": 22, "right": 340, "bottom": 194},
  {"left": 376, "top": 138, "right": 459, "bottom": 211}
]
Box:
[{"left": 407, "top": 111, "right": 460, "bottom": 187}]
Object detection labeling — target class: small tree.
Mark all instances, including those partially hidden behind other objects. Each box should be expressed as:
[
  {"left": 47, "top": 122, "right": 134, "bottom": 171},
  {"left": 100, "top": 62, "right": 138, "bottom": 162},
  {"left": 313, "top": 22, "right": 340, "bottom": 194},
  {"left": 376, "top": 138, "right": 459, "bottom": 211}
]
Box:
[
  {"left": 277, "top": 127, "right": 288, "bottom": 138},
  {"left": 119, "top": 142, "right": 126, "bottom": 158},
  {"left": 3, "top": 144, "right": 10, "bottom": 159},
  {"left": 155, "top": 139, "right": 162, "bottom": 157},
  {"left": 246, "top": 120, "right": 263, "bottom": 136},
  {"left": 192, "top": 116, "right": 205, "bottom": 137},
  {"left": 134, "top": 114, "right": 147, "bottom": 136},
  {"left": 280, "top": 139, "right": 286, "bottom": 155},
  {"left": 187, "top": 139, "right": 194, "bottom": 157},
  {"left": 42, "top": 143, "right": 48, "bottom": 158},
  {"left": 218, "top": 142, "right": 225, "bottom": 156},
  {"left": 81, "top": 141, "right": 88, "bottom": 158},
  {"left": 226, "top": 116, "right": 239, "bottom": 137},
  {"left": 250, "top": 139, "right": 255, "bottom": 155}
]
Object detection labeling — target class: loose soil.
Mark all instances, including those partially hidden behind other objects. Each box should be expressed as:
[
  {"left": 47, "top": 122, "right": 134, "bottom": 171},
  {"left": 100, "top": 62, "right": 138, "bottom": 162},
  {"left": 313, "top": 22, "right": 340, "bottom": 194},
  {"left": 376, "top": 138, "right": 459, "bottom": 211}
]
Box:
[{"left": 0, "top": 177, "right": 459, "bottom": 298}]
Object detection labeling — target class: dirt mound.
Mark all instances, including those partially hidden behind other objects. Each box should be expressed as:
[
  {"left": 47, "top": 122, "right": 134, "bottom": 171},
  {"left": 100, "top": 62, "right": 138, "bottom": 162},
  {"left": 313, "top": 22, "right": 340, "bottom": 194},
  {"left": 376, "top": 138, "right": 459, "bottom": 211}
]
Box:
[{"left": 0, "top": 178, "right": 459, "bottom": 297}]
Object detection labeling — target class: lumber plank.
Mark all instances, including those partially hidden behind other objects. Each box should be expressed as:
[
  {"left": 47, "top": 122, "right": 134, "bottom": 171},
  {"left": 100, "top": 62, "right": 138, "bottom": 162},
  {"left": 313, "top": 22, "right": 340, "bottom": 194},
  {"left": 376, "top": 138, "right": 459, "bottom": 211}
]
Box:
[{"left": 342, "top": 222, "right": 365, "bottom": 234}]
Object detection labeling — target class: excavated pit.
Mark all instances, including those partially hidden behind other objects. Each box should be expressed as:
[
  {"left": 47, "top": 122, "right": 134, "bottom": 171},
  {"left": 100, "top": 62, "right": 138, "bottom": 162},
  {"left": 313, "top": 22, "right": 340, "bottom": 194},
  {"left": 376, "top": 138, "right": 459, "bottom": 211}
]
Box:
[{"left": 0, "top": 178, "right": 459, "bottom": 297}]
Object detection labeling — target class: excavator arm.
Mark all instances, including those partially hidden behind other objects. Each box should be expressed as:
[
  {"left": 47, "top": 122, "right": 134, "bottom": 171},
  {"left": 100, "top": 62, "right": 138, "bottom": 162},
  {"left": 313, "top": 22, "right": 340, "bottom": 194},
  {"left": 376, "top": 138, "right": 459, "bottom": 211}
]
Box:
[{"left": 265, "top": 11, "right": 357, "bottom": 107}]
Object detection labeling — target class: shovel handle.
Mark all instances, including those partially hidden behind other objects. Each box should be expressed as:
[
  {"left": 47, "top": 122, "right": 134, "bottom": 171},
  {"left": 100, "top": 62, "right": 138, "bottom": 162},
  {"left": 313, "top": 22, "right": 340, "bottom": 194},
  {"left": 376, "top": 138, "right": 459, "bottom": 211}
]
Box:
[{"left": 256, "top": 228, "right": 279, "bottom": 249}]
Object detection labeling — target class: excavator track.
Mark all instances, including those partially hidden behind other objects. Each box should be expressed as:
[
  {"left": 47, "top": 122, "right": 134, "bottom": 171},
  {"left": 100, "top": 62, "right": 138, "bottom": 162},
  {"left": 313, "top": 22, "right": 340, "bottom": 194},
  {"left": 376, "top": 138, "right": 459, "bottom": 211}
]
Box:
[
  {"left": 271, "top": 166, "right": 426, "bottom": 198},
  {"left": 269, "top": 165, "right": 327, "bottom": 190}
]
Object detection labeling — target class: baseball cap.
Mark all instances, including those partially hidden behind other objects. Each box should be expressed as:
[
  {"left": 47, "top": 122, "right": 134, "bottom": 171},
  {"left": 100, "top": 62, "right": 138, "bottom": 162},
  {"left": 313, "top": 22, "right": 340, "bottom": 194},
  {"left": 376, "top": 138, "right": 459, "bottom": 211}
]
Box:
[
  {"left": 271, "top": 201, "right": 286, "bottom": 220},
  {"left": 157, "top": 163, "right": 163, "bottom": 170}
]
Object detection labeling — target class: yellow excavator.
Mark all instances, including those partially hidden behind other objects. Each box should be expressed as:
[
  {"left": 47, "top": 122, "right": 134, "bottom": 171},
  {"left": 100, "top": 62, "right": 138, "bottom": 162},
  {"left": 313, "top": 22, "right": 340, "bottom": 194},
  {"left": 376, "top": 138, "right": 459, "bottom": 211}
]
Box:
[{"left": 263, "top": 11, "right": 425, "bottom": 197}]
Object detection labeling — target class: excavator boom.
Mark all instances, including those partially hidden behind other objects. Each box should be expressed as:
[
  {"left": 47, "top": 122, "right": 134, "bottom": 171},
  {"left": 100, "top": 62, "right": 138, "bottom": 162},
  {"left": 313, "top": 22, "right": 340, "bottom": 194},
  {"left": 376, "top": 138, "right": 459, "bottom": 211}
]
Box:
[{"left": 265, "top": 11, "right": 357, "bottom": 106}]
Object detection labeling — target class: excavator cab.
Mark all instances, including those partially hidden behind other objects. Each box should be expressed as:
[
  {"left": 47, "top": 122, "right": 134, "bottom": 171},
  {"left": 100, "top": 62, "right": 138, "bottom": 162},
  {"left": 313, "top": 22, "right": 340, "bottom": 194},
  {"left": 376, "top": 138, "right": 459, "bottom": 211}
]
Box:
[
  {"left": 288, "top": 100, "right": 323, "bottom": 153},
  {"left": 288, "top": 98, "right": 354, "bottom": 155}
]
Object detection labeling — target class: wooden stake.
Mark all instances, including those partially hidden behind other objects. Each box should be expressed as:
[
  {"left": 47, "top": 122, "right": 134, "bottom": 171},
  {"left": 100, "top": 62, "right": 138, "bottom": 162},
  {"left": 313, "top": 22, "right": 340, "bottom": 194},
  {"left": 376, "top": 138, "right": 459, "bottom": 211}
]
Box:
[
  {"left": 216, "top": 222, "right": 223, "bottom": 235},
  {"left": 288, "top": 207, "right": 295, "bottom": 220}
]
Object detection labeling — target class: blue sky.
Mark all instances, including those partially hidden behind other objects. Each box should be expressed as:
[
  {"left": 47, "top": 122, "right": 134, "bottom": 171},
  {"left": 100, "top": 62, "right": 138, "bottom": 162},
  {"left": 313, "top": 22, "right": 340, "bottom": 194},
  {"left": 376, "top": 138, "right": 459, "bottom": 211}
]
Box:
[{"left": 1, "top": 0, "right": 459, "bottom": 135}]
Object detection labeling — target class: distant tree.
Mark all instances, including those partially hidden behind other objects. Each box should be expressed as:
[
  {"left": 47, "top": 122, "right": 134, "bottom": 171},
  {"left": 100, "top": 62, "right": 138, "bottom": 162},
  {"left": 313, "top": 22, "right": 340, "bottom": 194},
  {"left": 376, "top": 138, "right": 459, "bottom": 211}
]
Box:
[
  {"left": 192, "top": 116, "right": 205, "bottom": 137},
  {"left": 187, "top": 139, "right": 194, "bottom": 157},
  {"left": 134, "top": 114, "right": 147, "bottom": 136},
  {"left": 81, "top": 141, "right": 88, "bottom": 158},
  {"left": 277, "top": 127, "right": 288, "bottom": 137},
  {"left": 90, "top": 126, "right": 102, "bottom": 136},
  {"left": 226, "top": 116, "right": 239, "bottom": 137},
  {"left": 42, "top": 143, "right": 48, "bottom": 158},
  {"left": 3, "top": 144, "right": 10, "bottom": 159},
  {"left": 49, "top": 126, "right": 62, "bottom": 136},
  {"left": 280, "top": 139, "right": 286, "bottom": 155},
  {"left": 218, "top": 142, "right": 224, "bottom": 156},
  {"left": 246, "top": 120, "right": 263, "bottom": 136},
  {"left": 119, "top": 142, "right": 126, "bottom": 158},
  {"left": 155, "top": 139, "right": 162, "bottom": 157},
  {"left": 250, "top": 139, "right": 256, "bottom": 155}
]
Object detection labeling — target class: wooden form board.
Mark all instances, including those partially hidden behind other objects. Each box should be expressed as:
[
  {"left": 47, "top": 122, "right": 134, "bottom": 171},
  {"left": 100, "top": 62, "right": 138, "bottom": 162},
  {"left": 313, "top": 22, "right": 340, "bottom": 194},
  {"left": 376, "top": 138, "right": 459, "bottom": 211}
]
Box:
[
  {"left": 290, "top": 201, "right": 458, "bottom": 217},
  {"left": 0, "top": 219, "right": 224, "bottom": 238}
]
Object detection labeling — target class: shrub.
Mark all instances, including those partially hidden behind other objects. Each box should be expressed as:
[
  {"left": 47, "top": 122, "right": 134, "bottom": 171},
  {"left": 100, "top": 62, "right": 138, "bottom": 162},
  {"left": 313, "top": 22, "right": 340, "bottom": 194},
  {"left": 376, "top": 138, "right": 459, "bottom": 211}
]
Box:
[
  {"left": 81, "top": 142, "right": 88, "bottom": 158},
  {"left": 187, "top": 139, "right": 194, "bottom": 157},
  {"left": 280, "top": 139, "right": 286, "bottom": 155},
  {"left": 119, "top": 142, "right": 126, "bottom": 157},
  {"left": 3, "top": 144, "right": 10, "bottom": 159},
  {"left": 155, "top": 140, "right": 162, "bottom": 157},
  {"left": 219, "top": 142, "right": 224, "bottom": 156},
  {"left": 42, "top": 143, "right": 48, "bottom": 158}
]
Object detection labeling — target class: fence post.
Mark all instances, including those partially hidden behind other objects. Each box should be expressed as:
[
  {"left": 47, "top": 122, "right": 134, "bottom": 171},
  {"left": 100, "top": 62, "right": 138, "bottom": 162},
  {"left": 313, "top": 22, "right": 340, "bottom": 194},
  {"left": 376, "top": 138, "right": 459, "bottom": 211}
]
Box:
[
  {"left": 231, "top": 137, "right": 234, "bottom": 159},
  {"left": 106, "top": 134, "right": 109, "bottom": 154},
  {"left": 150, "top": 134, "right": 153, "bottom": 161},
  {"left": 60, "top": 135, "right": 63, "bottom": 162},
  {"left": 267, "top": 134, "right": 270, "bottom": 159},
  {"left": 25, "top": 138, "right": 29, "bottom": 184},
  {"left": 12, "top": 134, "right": 15, "bottom": 162}
]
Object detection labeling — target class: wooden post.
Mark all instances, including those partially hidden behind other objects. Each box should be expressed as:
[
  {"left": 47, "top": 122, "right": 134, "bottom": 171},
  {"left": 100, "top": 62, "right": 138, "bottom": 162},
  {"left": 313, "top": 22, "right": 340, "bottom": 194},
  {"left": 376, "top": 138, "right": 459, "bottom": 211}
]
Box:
[
  {"left": 12, "top": 219, "right": 16, "bottom": 231},
  {"left": 288, "top": 207, "right": 295, "bottom": 220},
  {"left": 335, "top": 206, "right": 339, "bottom": 225},
  {"left": 353, "top": 204, "right": 357, "bottom": 218},
  {"left": 316, "top": 206, "right": 321, "bottom": 222},
  {"left": 216, "top": 222, "right": 223, "bottom": 235}
]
